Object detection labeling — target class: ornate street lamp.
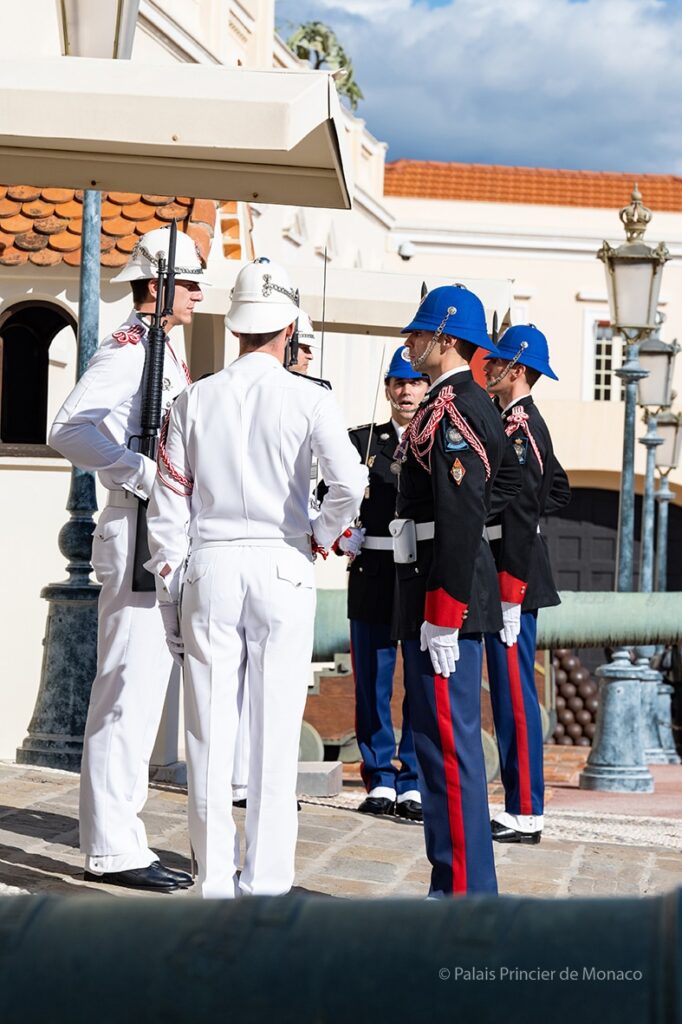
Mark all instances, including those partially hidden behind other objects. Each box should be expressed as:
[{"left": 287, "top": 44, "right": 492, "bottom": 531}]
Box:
[
  {"left": 597, "top": 187, "right": 670, "bottom": 594},
  {"left": 637, "top": 330, "right": 680, "bottom": 411},
  {"left": 633, "top": 335, "right": 679, "bottom": 764},
  {"left": 654, "top": 411, "right": 682, "bottom": 592},
  {"left": 18, "top": 3, "right": 140, "bottom": 770},
  {"left": 636, "top": 331, "right": 678, "bottom": 593},
  {"left": 56, "top": 0, "right": 140, "bottom": 59},
  {"left": 598, "top": 186, "right": 669, "bottom": 340},
  {"left": 581, "top": 187, "right": 670, "bottom": 794},
  {"left": 654, "top": 411, "right": 682, "bottom": 765},
  {"left": 655, "top": 410, "right": 682, "bottom": 476}
]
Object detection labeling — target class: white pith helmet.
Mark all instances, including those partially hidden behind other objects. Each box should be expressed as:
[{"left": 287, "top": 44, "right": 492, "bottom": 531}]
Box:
[
  {"left": 111, "top": 226, "right": 209, "bottom": 284},
  {"left": 225, "top": 257, "right": 299, "bottom": 334},
  {"left": 297, "top": 309, "right": 321, "bottom": 351}
]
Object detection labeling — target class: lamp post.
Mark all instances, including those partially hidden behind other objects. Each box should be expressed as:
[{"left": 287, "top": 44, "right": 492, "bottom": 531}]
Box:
[
  {"left": 654, "top": 411, "right": 682, "bottom": 764},
  {"left": 636, "top": 331, "right": 679, "bottom": 592},
  {"left": 17, "top": 2, "right": 140, "bottom": 770},
  {"left": 580, "top": 186, "right": 669, "bottom": 793},
  {"left": 655, "top": 411, "right": 682, "bottom": 593},
  {"left": 635, "top": 335, "right": 679, "bottom": 764}
]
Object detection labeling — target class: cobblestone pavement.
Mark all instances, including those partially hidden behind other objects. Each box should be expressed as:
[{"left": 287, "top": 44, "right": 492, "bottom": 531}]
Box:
[{"left": 0, "top": 761, "right": 680, "bottom": 900}]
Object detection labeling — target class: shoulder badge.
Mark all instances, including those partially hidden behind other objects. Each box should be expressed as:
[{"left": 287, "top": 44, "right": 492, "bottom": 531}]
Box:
[
  {"left": 112, "top": 323, "right": 145, "bottom": 346},
  {"left": 442, "top": 419, "right": 469, "bottom": 452},
  {"left": 513, "top": 437, "right": 529, "bottom": 464}
]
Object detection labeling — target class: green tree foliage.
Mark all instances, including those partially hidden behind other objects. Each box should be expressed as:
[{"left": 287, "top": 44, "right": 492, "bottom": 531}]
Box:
[{"left": 287, "top": 21, "right": 364, "bottom": 112}]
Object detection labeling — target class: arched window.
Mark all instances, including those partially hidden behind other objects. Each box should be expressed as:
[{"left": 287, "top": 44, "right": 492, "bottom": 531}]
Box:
[{"left": 0, "top": 301, "right": 77, "bottom": 450}]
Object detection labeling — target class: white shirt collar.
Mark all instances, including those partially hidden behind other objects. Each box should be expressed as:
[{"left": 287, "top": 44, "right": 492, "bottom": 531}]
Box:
[
  {"left": 391, "top": 418, "right": 405, "bottom": 440},
  {"left": 428, "top": 365, "right": 470, "bottom": 394},
  {"left": 502, "top": 393, "right": 530, "bottom": 415}
]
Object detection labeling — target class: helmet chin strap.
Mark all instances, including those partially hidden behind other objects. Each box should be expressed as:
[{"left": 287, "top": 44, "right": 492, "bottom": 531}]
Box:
[
  {"left": 410, "top": 306, "right": 456, "bottom": 370},
  {"left": 388, "top": 396, "right": 418, "bottom": 415},
  {"left": 485, "top": 340, "right": 529, "bottom": 391}
]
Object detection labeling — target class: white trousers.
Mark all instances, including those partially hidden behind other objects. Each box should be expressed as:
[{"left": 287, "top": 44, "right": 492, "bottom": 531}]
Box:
[
  {"left": 80, "top": 506, "right": 173, "bottom": 873},
  {"left": 182, "top": 542, "right": 315, "bottom": 898},
  {"left": 232, "top": 689, "right": 250, "bottom": 802}
]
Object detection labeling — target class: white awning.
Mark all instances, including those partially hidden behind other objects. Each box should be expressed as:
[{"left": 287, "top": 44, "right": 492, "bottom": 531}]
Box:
[
  {"left": 199, "top": 263, "right": 512, "bottom": 337},
  {"left": 0, "top": 58, "right": 352, "bottom": 209}
]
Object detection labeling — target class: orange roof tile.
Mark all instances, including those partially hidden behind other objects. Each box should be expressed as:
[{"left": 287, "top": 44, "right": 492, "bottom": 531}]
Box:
[
  {"left": 384, "top": 161, "right": 682, "bottom": 211},
  {"left": 218, "top": 199, "right": 245, "bottom": 261},
  {"left": 0, "top": 188, "right": 219, "bottom": 270}
]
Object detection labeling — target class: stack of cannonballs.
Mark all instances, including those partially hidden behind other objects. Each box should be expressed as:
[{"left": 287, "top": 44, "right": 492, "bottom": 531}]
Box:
[{"left": 551, "top": 649, "right": 600, "bottom": 746}]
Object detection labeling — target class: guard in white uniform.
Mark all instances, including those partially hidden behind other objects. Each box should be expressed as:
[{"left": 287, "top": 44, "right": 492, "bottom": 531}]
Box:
[
  {"left": 231, "top": 307, "right": 323, "bottom": 810},
  {"left": 146, "top": 258, "right": 367, "bottom": 898},
  {"left": 49, "top": 227, "right": 207, "bottom": 892}
]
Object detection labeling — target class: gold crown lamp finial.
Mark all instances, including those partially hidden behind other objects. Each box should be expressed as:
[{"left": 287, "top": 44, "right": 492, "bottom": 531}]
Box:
[{"left": 619, "top": 182, "right": 653, "bottom": 242}]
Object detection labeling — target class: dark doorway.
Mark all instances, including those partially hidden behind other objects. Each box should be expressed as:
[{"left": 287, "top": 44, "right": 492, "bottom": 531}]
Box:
[
  {"left": 0, "top": 301, "right": 77, "bottom": 445},
  {"left": 541, "top": 486, "right": 682, "bottom": 673},
  {"left": 541, "top": 486, "right": 682, "bottom": 593}
]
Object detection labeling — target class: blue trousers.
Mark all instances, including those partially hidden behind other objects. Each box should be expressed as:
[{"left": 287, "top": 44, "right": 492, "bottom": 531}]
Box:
[
  {"left": 485, "top": 611, "right": 544, "bottom": 816},
  {"left": 403, "top": 637, "right": 497, "bottom": 896},
  {"left": 350, "top": 620, "right": 419, "bottom": 796}
]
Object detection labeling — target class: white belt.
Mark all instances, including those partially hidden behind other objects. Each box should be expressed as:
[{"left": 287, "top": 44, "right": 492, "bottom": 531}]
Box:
[
  {"left": 485, "top": 524, "right": 541, "bottom": 542},
  {"left": 106, "top": 489, "right": 137, "bottom": 509},
  {"left": 362, "top": 536, "right": 394, "bottom": 551},
  {"left": 193, "top": 537, "right": 311, "bottom": 554},
  {"left": 371, "top": 521, "right": 489, "bottom": 550}
]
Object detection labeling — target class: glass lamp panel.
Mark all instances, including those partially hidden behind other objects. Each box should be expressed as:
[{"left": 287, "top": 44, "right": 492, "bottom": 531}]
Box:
[
  {"left": 646, "top": 262, "right": 665, "bottom": 326},
  {"left": 612, "top": 259, "right": 656, "bottom": 329},
  {"left": 602, "top": 261, "right": 617, "bottom": 328},
  {"left": 655, "top": 418, "right": 679, "bottom": 468},
  {"left": 638, "top": 346, "right": 672, "bottom": 407},
  {"left": 57, "top": 0, "right": 139, "bottom": 58}
]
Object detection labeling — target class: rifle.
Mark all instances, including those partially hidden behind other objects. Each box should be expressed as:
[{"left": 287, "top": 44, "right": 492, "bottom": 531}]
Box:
[
  {"left": 131, "top": 220, "right": 177, "bottom": 592},
  {"left": 285, "top": 288, "right": 300, "bottom": 369}
]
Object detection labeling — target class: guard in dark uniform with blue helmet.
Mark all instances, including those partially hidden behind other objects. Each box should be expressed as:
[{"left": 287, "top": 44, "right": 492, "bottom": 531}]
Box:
[
  {"left": 482, "top": 325, "right": 571, "bottom": 844},
  {"left": 393, "top": 285, "right": 521, "bottom": 896},
  {"left": 340, "top": 347, "right": 429, "bottom": 820}
]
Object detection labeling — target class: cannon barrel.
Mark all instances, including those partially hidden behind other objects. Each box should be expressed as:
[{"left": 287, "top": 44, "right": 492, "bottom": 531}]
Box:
[
  {"left": 313, "top": 590, "right": 682, "bottom": 660},
  {"left": 0, "top": 893, "right": 680, "bottom": 1023}
]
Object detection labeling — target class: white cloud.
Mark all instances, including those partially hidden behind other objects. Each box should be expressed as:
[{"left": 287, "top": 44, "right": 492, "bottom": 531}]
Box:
[{"left": 276, "top": 0, "right": 682, "bottom": 173}]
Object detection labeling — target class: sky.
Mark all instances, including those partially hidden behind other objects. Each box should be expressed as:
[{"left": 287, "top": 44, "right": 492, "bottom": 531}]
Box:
[{"left": 275, "top": 0, "right": 682, "bottom": 174}]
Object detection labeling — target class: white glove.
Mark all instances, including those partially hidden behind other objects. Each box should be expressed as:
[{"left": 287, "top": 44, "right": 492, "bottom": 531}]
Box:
[
  {"left": 420, "top": 621, "right": 460, "bottom": 677},
  {"left": 499, "top": 601, "right": 522, "bottom": 647},
  {"left": 159, "top": 602, "right": 184, "bottom": 666},
  {"left": 337, "top": 526, "right": 366, "bottom": 561}
]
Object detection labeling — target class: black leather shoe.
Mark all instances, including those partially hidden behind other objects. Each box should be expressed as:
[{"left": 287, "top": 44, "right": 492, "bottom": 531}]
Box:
[
  {"left": 234, "top": 799, "right": 301, "bottom": 812},
  {"left": 395, "top": 799, "right": 423, "bottom": 823},
  {"left": 357, "top": 796, "right": 395, "bottom": 817},
  {"left": 154, "top": 861, "right": 193, "bottom": 888},
  {"left": 491, "top": 820, "right": 542, "bottom": 844},
  {"left": 83, "top": 862, "right": 180, "bottom": 891}
]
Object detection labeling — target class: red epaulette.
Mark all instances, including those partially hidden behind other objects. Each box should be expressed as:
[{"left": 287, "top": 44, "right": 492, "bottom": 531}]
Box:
[{"left": 112, "top": 323, "right": 145, "bottom": 346}]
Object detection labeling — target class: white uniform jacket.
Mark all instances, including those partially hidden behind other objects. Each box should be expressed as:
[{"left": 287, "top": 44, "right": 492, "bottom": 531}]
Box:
[
  {"left": 146, "top": 351, "right": 367, "bottom": 601},
  {"left": 49, "top": 311, "right": 189, "bottom": 500}
]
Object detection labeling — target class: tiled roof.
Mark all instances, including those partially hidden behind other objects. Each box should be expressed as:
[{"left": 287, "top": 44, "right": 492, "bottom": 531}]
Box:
[
  {"left": 384, "top": 161, "right": 682, "bottom": 211},
  {"left": 0, "top": 187, "right": 224, "bottom": 270}
]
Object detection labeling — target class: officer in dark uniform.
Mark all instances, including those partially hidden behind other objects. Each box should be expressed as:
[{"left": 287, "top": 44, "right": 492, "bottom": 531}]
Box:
[
  {"left": 340, "top": 346, "right": 429, "bottom": 820},
  {"left": 393, "top": 285, "right": 521, "bottom": 896},
  {"left": 482, "top": 324, "right": 571, "bottom": 844}
]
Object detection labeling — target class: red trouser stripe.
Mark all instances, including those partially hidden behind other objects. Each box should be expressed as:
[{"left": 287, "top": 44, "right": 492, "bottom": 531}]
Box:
[
  {"left": 505, "top": 643, "right": 532, "bottom": 815},
  {"left": 433, "top": 674, "right": 468, "bottom": 893}
]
